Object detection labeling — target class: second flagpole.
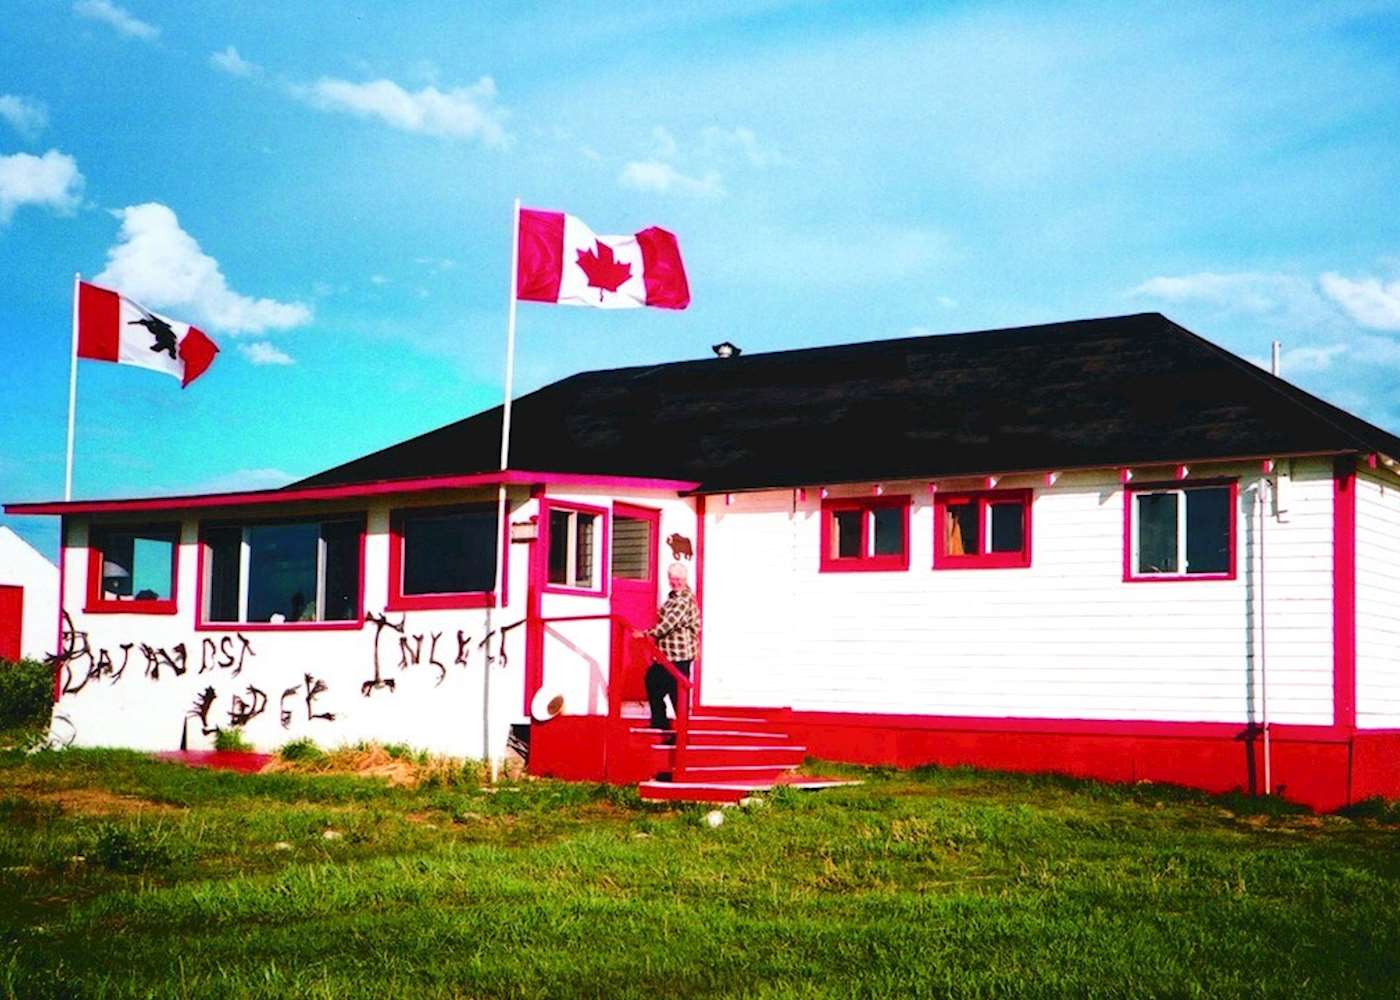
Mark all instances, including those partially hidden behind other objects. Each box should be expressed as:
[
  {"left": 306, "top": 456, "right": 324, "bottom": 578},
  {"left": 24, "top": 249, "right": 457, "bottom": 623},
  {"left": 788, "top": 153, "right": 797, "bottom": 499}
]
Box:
[
  {"left": 64, "top": 272, "right": 81, "bottom": 502},
  {"left": 486, "top": 197, "right": 521, "bottom": 781}
]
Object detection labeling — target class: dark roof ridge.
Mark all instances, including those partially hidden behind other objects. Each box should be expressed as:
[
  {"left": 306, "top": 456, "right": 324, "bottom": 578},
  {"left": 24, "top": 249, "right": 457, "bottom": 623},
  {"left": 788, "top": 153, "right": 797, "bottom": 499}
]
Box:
[
  {"left": 563, "top": 311, "right": 1168, "bottom": 381},
  {"left": 1158, "top": 314, "right": 1400, "bottom": 459}
]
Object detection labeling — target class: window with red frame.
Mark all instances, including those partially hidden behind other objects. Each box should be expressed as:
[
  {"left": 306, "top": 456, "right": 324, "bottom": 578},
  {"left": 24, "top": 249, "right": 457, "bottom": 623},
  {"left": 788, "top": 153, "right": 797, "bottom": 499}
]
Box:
[
  {"left": 389, "top": 504, "right": 500, "bottom": 610},
  {"left": 87, "top": 523, "right": 179, "bottom": 613},
  {"left": 934, "top": 490, "right": 1032, "bottom": 569},
  {"left": 545, "top": 504, "right": 604, "bottom": 592},
  {"left": 819, "top": 496, "right": 910, "bottom": 571},
  {"left": 201, "top": 517, "right": 362, "bottom": 625},
  {"left": 1127, "top": 482, "right": 1234, "bottom": 579}
]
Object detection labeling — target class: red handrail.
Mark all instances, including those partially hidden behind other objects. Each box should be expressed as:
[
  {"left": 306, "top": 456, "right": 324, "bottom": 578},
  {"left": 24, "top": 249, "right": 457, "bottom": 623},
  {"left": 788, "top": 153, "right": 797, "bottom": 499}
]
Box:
[{"left": 530, "top": 612, "right": 693, "bottom": 782}]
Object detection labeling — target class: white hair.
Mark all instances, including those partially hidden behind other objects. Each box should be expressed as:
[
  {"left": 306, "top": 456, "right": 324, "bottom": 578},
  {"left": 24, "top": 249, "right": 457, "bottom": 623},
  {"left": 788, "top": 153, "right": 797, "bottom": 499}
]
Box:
[{"left": 667, "top": 562, "right": 689, "bottom": 580}]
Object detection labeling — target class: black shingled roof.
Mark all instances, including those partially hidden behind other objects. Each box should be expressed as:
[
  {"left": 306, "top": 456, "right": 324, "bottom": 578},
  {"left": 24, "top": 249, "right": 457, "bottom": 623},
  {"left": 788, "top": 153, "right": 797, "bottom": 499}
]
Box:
[{"left": 293, "top": 313, "right": 1400, "bottom": 493}]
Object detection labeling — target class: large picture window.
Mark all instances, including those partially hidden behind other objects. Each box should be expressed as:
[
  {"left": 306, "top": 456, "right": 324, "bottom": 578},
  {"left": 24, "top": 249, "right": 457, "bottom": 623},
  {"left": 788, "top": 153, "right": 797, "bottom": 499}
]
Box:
[
  {"left": 819, "top": 495, "right": 910, "bottom": 572},
  {"left": 200, "top": 517, "right": 363, "bottom": 627},
  {"left": 934, "top": 489, "right": 1033, "bottom": 569},
  {"left": 87, "top": 523, "right": 179, "bottom": 614},
  {"left": 1126, "top": 482, "right": 1235, "bottom": 581},
  {"left": 389, "top": 504, "right": 501, "bottom": 610},
  {"left": 543, "top": 501, "right": 606, "bottom": 594}
]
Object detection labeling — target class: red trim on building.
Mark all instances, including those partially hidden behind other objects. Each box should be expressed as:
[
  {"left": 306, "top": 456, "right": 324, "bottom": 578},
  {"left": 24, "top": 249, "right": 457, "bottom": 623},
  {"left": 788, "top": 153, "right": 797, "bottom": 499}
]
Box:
[
  {"left": 779, "top": 709, "right": 1356, "bottom": 810},
  {"left": 1122, "top": 477, "right": 1239, "bottom": 582},
  {"left": 4, "top": 470, "right": 701, "bottom": 517},
  {"left": 818, "top": 494, "right": 911, "bottom": 573},
  {"left": 693, "top": 494, "right": 706, "bottom": 705},
  {"left": 53, "top": 516, "right": 66, "bottom": 703},
  {"left": 84, "top": 522, "right": 180, "bottom": 615},
  {"left": 192, "top": 513, "right": 368, "bottom": 632},
  {"left": 932, "top": 488, "right": 1033, "bottom": 569},
  {"left": 523, "top": 485, "right": 546, "bottom": 716},
  {"left": 538, "top": 498, "right": 610, "bottom": 597},
  {"left": 1333, "top": 457, "right": 1357, "bottom": 731}
]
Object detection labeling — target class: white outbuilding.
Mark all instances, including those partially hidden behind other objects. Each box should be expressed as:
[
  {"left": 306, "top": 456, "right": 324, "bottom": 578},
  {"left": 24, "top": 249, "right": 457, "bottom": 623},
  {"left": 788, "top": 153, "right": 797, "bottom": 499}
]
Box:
[{"left": 0, "top": 525, "right": 58, "bottom": 662}]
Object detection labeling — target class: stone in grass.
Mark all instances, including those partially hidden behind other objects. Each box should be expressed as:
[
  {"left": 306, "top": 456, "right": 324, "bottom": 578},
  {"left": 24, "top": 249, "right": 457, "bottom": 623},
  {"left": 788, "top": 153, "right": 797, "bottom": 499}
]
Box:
[
  {"left": 739, "top": 796, "right": 766, "bottom": 809},
  {"left": 322, "top": 829, "right": 343, "bottom": 841},
  {"left": 705, "top": 810, "right": 725, "bottom": 829},
  {"left": 273, "top": 841, "right": 293, "bottom": 851}
]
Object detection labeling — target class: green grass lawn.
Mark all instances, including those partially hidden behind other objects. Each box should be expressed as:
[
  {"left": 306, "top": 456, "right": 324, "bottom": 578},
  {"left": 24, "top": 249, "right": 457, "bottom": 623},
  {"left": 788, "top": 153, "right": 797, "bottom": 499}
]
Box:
[{"left": 2, "top": 750, "right": 1399, "bottom": 999}]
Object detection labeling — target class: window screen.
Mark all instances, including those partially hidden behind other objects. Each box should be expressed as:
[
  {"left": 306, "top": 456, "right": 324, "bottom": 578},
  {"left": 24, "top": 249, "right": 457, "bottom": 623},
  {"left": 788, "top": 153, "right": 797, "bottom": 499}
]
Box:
[
  {"left": 989, "top": 502, "right": 1024, "bottom": 553},
  {"left": 1185, "top": 487, "right": 1230, "bottom": 575},
  {"left": 1136, "top": 492, "right": 1179, "bottom": 574},
  {"left": 93, "top": 527, "right": 175, "bottom": 601},
  {"left": 612, "top": 516, "right": 652, "bottom": 580},
  {"left": 833, "top": 509, "right": 862, "bottom": 558},
  {"left": 872, "top": 506, "right": 903, "bottom": 556},
  {"left": 401, "top": 508, "right": 497, "bottom": 595}
]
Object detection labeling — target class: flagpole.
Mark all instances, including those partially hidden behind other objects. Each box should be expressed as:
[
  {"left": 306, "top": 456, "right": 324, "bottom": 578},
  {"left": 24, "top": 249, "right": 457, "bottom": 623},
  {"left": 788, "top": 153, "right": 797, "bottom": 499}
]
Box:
[
  {"left": 486, "top": 197, "right": 521, "bottom": 782},
  {"left": 64, "top": 273, "right": 80, "bottom": 501}
]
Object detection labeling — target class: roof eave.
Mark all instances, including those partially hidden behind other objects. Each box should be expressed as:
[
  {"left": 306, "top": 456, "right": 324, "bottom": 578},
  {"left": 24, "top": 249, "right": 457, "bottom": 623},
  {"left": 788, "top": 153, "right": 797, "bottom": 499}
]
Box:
[{"left": 4, "top": 469, "right": 702, "bottom": 517}]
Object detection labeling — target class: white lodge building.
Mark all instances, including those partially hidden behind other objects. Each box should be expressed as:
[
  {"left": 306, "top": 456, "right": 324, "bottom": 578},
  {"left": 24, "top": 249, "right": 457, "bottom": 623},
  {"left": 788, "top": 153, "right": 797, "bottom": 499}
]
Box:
[{"left": 10, "top": 313, "right": 1400, "bottom": 808}]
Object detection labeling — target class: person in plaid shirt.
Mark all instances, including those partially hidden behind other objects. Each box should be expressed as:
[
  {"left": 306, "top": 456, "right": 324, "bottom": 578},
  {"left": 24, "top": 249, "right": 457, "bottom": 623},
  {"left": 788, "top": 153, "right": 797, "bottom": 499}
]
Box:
[{"left": 637, "top": 562, "right": 700, "bottom": 730}]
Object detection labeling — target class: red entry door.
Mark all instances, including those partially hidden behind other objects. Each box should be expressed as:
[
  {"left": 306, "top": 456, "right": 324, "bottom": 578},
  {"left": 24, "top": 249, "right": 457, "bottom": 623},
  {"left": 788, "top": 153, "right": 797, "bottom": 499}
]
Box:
[
  {"left": 0, "top": 586, "right": 22, "bottom": 662},
  {"left": 610, "top": 503, "right": 660, "bottom": 699}
]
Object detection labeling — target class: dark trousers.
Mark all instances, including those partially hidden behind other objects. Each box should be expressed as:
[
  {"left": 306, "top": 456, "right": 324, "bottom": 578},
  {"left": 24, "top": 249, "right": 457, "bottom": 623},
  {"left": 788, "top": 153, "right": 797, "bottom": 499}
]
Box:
[{"left": 646, "top": 659, "right": 692, "bottom": 730}]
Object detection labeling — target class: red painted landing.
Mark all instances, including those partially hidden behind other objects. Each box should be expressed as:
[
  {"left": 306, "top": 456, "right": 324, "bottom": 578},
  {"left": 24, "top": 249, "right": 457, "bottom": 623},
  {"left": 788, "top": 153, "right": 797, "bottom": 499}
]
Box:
[{"left": 154, "top": 750, "right": 273, "bottom": 773}]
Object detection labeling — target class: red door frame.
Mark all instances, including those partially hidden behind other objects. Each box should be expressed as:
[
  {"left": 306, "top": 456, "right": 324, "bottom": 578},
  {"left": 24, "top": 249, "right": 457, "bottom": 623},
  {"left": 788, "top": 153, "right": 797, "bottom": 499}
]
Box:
[
  {"left": 611, "top": 502, "right": 661, "bottom": 701},
  {"left": 0, "top": 585, "right": 22, "bottom": 662}
]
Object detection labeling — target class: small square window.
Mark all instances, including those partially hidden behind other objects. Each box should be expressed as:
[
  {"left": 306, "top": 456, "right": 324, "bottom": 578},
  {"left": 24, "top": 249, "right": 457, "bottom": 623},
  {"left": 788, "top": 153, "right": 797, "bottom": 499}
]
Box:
[
  {"left": 388, "top": 504, "right": 501, "bottom": 610},
  {"left": 934, "top": 490, "right": 1032, "bottom": 569},
  {"left": 1128, "top": 483, "right": 1234, "bottom": 580},
  {"left": 87, "top": 524, "right": 179, "bottom": 613},
  {"left": 545, "top": 504, "right": 604, "bottom": 593},
  {"left": 820, "top": 496, "right": 910, "bottom": 572}
]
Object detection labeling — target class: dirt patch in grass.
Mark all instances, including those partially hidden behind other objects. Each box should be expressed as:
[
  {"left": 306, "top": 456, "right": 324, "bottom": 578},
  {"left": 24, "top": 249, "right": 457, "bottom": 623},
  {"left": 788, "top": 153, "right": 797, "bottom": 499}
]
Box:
[
  {"left": 263, "top": 745, "right": 485, "bottom": 788},
  {"left": 38, "top": 787, "right": 183, "bottom": 816}
]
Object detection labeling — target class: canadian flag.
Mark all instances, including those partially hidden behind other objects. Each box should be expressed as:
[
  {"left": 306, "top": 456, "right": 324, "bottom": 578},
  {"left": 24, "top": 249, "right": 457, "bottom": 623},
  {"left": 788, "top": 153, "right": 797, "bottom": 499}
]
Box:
[
  {"left": 516, "top": 209, "right": 690, "bottom": 310},
  {"left": 76, "top": 281, "right": 219, "bottom": 388}
]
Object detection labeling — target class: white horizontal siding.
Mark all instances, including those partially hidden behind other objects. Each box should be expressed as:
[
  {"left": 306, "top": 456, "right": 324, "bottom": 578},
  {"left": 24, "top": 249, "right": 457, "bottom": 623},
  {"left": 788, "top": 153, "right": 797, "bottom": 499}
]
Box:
[
  {"left": 702, "top": 461, "right": 1335, "bottom": 725},
  {"left": 1356, "top": 472, "right": 1400, "bottom": 727}
]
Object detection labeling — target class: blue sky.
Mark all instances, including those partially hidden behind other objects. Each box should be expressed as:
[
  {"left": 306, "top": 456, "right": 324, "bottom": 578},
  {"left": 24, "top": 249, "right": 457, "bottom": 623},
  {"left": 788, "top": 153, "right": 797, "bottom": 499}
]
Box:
[{"left": 4, "top": 1, "right": 1400, "bottom": 560}]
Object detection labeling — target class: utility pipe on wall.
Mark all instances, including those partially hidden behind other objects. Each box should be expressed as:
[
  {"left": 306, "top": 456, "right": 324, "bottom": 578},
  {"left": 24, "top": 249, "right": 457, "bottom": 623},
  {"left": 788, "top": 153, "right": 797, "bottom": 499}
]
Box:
[{"left": 1258, "top": 473, "right": 1272, "bottom": 795}]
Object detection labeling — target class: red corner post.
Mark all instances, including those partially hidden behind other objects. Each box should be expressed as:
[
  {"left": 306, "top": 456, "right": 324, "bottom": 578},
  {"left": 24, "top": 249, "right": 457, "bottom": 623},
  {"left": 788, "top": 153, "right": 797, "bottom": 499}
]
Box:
[{"left": 1333, "top": 456, "right": 1357, "bottom": 731}]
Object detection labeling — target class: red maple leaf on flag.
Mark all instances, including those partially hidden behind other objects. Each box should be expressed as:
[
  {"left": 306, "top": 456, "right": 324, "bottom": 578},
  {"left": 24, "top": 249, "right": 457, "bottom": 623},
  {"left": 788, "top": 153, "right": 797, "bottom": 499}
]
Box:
[{"left": 576, "top": 241, "right": 632, "bottom": 301}]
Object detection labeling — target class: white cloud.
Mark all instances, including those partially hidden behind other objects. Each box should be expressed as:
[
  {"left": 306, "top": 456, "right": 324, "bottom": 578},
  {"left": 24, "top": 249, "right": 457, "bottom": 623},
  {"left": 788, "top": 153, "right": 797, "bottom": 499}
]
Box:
[
  {"left": 210, "top": 46, "right": 258, "bottom": 77},
  {"left": 1129, "top": 272, "right": 1308, "bottom": 313},
  {"left": 700, "top": 126, "right": 786, "bottom": 168},
  {"left": 300, "top": 76, "right": 508, "bottom": 147},
  {"left": 0, "top": 149, "right": 83, "bottom": 223},
  {"left": 73, "top": 0, "right": 158, "bottom": 40},
  {"left": 94, "top": 202, "right": 312, "bottom": 334},
  {"left": 369, "top": 273, "right": 389, "bottom": 285},
  {"left": 1319, "top": 272, "right": 1400, "bottom": 332},
  {"left": 619, "top": 160, "right": 723, "bottom": 198},
  {"left": 0, "top": 95, "right": 47, "bottom": 139},
  {"left": 1127, "top": 270, "right": 1351, "bottom": 333},
  {"left": 238, "top": 341, "right": 294, "bottom": 366}
]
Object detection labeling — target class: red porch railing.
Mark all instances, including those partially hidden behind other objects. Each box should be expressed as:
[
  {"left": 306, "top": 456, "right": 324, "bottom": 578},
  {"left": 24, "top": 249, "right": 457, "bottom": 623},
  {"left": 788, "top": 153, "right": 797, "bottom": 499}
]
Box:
[{"left": 528, "top": 613, "right": 693, "bottom": 782}]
